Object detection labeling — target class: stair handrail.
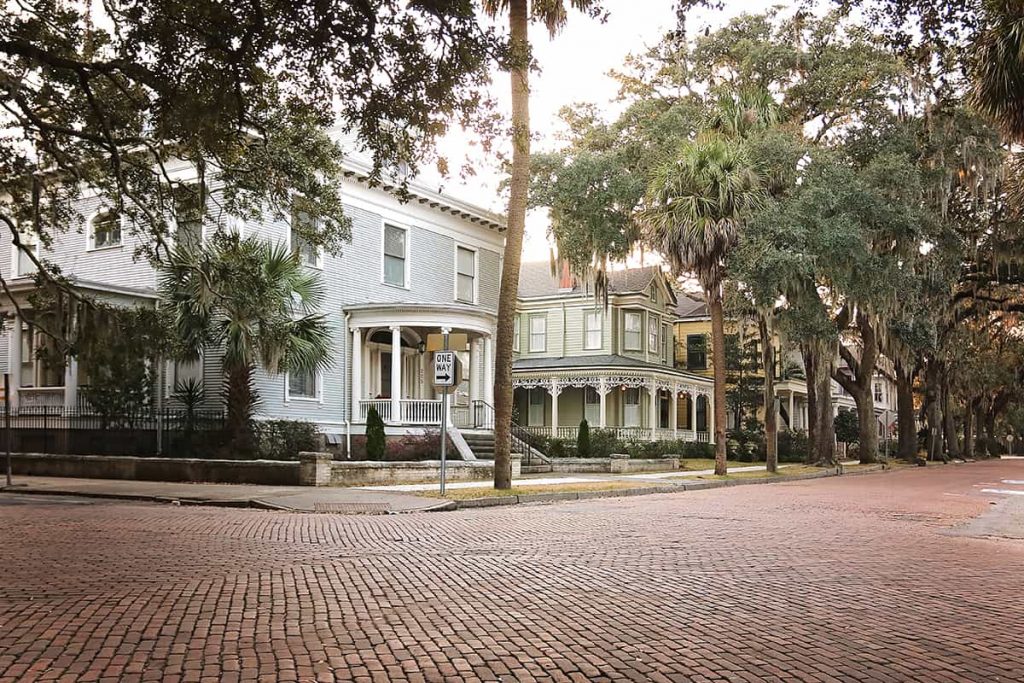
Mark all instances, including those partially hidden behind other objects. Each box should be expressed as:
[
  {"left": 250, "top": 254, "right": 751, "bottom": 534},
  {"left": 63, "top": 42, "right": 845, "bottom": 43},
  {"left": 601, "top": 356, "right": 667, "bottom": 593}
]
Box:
[{"left": 471, "top": 400, "right": 548, "bottom": 465}]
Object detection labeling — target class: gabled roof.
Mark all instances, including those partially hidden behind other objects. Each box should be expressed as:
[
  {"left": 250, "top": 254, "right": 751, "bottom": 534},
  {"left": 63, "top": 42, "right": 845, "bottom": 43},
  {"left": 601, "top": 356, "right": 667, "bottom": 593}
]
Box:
[
  {"left": 518, "top": 262, "right": 673, "bottom": 300},
  {"left": 673, "top": 292, "right": 708, "bottom": 319}
]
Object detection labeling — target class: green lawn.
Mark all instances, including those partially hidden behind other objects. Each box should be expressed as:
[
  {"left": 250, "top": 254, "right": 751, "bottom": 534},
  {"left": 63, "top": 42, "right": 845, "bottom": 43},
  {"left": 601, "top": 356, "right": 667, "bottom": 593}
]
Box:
[{"left": 680, "top": 458, "right": 762, "bottom": 471}]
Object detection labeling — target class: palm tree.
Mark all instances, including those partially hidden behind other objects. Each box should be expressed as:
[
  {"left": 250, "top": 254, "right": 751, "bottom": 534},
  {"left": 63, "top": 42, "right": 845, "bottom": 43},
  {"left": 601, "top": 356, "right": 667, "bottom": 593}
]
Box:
[
  {"left": 482, "top": 0, "right": 600, "bottom": 489},
  {"left": 159, "top": 235, "right": 332, "bottom": 455},
  {"left": 641, "top": 134, "right": 765, "bottom": 475},
  {"left": 971, "top": 3, "right": 1024, "bottom": 141}
]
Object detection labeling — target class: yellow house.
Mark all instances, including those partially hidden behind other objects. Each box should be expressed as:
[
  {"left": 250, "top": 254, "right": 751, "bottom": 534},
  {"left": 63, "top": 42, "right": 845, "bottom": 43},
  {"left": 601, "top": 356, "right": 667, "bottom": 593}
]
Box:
[{"left": 671, "top": 293, "right": 885, "bottom": 433}]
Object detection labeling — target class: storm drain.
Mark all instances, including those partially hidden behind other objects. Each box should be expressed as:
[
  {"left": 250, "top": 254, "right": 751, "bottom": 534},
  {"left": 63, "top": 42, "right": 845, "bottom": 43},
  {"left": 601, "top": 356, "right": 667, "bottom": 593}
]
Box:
[{"left": 313, "top": 502, "right": 392, "bottom": 515}]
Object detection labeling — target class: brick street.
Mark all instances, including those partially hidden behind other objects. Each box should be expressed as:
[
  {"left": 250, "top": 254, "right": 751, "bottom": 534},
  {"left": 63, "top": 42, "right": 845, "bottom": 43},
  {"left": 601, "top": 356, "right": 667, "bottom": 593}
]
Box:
[{"left": 2, "top": 462, "right": 1023, "bottom": 682}]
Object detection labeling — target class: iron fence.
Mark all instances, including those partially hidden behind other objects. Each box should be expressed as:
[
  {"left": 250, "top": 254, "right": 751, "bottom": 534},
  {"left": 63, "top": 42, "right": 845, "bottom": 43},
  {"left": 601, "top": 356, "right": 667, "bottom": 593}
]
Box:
[{"left": 0, "top": 405, "right": 227, "bottom": 457}]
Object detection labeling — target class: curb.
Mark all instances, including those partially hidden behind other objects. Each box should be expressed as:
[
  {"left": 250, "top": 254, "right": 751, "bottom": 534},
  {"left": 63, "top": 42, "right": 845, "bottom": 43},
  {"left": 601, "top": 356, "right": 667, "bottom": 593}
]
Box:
[{"left": 448, "top": 467, "right": 860, "bottom": 510}]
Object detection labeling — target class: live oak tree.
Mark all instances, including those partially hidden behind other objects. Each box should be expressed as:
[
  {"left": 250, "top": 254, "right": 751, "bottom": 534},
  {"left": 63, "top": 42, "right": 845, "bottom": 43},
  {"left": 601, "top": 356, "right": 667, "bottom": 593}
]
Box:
[{"left": 1, "top": 0, "right": 495, "bottom": 342}]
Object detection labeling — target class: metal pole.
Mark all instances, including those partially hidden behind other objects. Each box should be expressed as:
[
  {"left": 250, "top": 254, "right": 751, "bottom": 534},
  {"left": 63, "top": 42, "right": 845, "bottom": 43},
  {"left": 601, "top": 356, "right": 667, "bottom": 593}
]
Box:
[
  {"left": 439, "top": 332, "right": 448, "bottom": 496},
  {"left": 155, "top": 356, "right": 164, "bottom": 456},
  {"left": 5, "top": 373, "right": 11, "bottom": 487}
]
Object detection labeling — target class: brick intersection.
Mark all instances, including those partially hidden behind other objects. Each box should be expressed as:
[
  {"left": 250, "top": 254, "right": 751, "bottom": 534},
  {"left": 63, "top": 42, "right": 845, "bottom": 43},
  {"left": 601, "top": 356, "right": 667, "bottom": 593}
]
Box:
[{"left": 1, "top": 462, "right": 1023, "bottom": 682}]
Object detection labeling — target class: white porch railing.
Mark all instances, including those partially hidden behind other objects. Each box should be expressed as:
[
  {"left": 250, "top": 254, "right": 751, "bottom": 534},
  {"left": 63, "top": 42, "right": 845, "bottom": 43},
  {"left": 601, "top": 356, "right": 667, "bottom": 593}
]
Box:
[
  {"left": 358, "top": 399, "right": 392, "bottom": 423},
  {"left": 523, "top": 425, "right": 710, "bottom": 443},
  {"left": 400, "top": 399, "right": 442, "bottom": 425},
  {"left": 18, "top": 387, "right": 66, "bottom": 408}
]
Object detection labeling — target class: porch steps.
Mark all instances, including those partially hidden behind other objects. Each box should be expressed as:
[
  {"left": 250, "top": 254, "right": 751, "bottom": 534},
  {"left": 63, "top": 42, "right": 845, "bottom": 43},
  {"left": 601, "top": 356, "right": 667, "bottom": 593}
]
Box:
[{"left": 462, "top": 431, "right": 496, "bottom": 459}]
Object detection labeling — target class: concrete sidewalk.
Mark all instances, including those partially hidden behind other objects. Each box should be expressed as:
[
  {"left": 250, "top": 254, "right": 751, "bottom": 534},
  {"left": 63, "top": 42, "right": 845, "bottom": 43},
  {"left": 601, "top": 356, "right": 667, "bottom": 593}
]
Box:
[{"left": 0, "top": 476, "right": 449, "bottom": 514}]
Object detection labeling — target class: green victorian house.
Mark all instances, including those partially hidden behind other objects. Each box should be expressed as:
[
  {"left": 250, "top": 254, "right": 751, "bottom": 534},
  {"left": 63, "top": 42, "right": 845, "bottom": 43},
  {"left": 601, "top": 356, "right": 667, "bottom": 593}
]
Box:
[{"left": 511, "top": 263, "right": 715, "bottom": 443}]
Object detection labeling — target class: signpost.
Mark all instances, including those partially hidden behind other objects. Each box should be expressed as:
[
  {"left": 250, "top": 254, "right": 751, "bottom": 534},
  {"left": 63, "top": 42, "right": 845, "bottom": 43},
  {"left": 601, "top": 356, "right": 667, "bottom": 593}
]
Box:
[{"left": 433, "top": 335, "right": 458, "bottom": 495}]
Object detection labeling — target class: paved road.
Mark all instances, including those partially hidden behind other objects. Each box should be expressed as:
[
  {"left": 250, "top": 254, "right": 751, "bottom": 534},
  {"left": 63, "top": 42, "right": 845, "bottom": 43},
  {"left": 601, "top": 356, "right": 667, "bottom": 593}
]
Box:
[{"left": 2, "top": 462, "right": 1023, "bottom": 683}]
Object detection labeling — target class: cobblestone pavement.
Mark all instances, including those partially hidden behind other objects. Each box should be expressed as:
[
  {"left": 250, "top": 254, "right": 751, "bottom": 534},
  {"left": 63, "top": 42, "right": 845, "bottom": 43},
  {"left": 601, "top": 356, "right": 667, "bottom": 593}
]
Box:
[{"left": 2, "top": 461, "right": 1023, "bottom": 683}]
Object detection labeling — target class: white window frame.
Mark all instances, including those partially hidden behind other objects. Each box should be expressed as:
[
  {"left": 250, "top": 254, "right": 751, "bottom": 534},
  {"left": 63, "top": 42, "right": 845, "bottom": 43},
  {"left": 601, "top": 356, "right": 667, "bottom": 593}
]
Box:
[
  {"left": 290, "top": 203, "right": 324, "bottom": 269},
  {"left": 584, "top": 310, "right": 602, "bottom": 350},
  {"left": 10, "top": 230, "right": 40, "bottom": 279},
  {"left": 170, "top": 183, "right": 207, "bottom": 248},
  {"left": 513, "top": 316, "right": 520, "bottom": 353},
  {"left": 454, "top": 244, "right": 478, "bottom": 304},
  {"left": 87, "top": 209, "right": 123, "bottom": 251},
  {"left": 648, "top": 315, "right": 660, "bottom": 353},
  {"left": 528, "top": 315, "right": 547, "bottom": 353},
  {"left": 624, "top": 311, "right": 642, "bottom": 351},
  {"left": 381, "top": 222, "right": 410, "bottom": 289},
  {"left": 285, "top": 368, "right": 323, "bottom": 402}
]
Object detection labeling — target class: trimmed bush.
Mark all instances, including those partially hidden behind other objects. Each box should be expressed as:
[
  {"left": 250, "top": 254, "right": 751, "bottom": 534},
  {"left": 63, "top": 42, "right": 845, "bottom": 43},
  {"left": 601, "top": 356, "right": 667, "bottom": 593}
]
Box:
[
  {"left": 777, "top": 429, "right": 809, "bottom": 463},
  {"left": 365, "top": 407, "right": 386, "bottom": 460},
  {"left": 577, "top": 419, "right": 591, "bottom": 458},
  {"left": 253, "top": 419, "right": 320, "bottom": 460}
]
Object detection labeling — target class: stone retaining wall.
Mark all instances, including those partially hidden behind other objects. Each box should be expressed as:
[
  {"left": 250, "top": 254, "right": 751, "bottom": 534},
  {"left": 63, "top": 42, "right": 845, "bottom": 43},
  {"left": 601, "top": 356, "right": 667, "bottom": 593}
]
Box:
[
  {"left": 10, "top": 452, "right": 300, "bottom": 485},
  {"left": 328, "top": 456, "right": 521, "bottom": 488},
  {"left": 548, "top": 455, "right": 678, "bottom": 474}
]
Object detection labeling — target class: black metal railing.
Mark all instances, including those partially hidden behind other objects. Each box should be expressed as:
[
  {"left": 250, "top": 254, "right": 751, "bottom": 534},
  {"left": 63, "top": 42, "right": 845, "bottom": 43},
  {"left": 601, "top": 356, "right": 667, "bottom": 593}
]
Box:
[
  {"left": 471, "top": 400, "right": 547, "bottom": 465},
  {"left": 0, "top": 405, "right": 227, "bottom": 458}
]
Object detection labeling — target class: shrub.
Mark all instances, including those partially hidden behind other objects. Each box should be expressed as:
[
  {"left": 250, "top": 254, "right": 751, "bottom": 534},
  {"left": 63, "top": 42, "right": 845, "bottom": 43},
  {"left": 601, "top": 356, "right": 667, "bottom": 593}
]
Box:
[
  {"left": 253, "top": 419, "right": 319, "bottom": 460},
  {"left": 365, "top": 407, "right": 386, "bottom": 460},
  {"left": 577, "top": 419, "right": 591, "bottom": 458},
  {"left": 680, "top": 441, "right": 714, "bottom": 459},
  {"left": 834, "top": 410, "right": 859, "bottom": 444},
  {"left": 542, "top": 437, "right": 575, "bottom": 458},
  {"left": 777, "top": 429, "right": 809, "bottom": 463},
  {"left": 589, "top": 428, "right": 623, "bottom": 458}
]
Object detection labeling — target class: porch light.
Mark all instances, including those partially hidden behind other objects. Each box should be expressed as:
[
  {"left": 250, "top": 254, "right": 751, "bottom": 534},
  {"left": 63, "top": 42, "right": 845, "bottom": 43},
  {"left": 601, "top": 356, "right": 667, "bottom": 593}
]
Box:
[{"left": 417, "top": 341, "right": 426, "bottom": 354}]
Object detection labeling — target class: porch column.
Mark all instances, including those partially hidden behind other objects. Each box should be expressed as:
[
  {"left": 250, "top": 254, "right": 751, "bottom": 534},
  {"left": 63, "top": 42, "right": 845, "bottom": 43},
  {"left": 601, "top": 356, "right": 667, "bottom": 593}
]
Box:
[
  {"left": 707, "top": 391, "right": 715, "bottom": 443},
  {"left": 350, "top": 327, "right": 362, "bottom": 421},
  {"left": 789, "top": 392, "right": 795, "bottom": 430},
  {"left": 550, "top": 377, "right": 559, "bottom": 438},
  {"left": 390, "top": 326, "right": 402, "bottom": 423},
  {"left": 468, "top": 338, "right": 480, "bottom": 408},
  {"left": 483, "top": 334, "right": 494, "bottom": 405},
  {"left": 671, "top": 388, "right": 678, "bottom": 438},
  {"left": 598, "top": 377, "right": 607, "bottom": 428},
  {"left": 8, "top": 312, "right": 21, "bottom": 408},
  {"left": 63, "top": 358, "right": 78, "bottom": 411},
  {"left": 648, "top": 384, "right": 658, "bottom": 439}
]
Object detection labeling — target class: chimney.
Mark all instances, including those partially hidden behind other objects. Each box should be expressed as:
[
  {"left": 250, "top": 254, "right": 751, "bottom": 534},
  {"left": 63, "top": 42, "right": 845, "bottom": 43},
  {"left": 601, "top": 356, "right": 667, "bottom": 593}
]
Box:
[{"left": 558, "top": 261, "right": 575, "bottom": 290}]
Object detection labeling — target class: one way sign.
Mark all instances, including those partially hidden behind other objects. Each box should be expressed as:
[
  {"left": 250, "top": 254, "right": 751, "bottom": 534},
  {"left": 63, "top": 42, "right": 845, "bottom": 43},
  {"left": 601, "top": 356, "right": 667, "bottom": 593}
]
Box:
[{"left": 433, "top": 351, "right": 456, "bottom": 387}]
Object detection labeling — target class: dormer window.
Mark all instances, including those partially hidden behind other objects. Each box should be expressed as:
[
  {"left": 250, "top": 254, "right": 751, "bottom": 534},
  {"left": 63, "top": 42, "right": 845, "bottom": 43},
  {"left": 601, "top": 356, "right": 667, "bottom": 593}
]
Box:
[
  {"left": 650, "top": 284, "right": 658, "bottom": 303},
  {"left": 89, "top": 209, "right": 122, "bottom": 250}
]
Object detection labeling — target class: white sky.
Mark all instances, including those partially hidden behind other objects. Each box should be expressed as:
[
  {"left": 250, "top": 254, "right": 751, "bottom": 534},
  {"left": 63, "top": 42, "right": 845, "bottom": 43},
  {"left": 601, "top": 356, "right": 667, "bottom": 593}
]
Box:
[{"left": 433, "top": 0, "right": 782, "bottom": 263}]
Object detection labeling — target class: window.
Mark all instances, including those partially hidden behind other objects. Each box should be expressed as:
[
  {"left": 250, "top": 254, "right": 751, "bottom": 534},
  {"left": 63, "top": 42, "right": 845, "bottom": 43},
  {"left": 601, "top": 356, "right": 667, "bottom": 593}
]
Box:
[
  {"left": 528, "top": 388, "right": 545, "bottom": 426},
  {"left": 623, "top": 388, "right": 641, "bottom": 426},
  {"left": 696, "top": 395, "right": 708, "bottom": 432},
  {"left": 291, "top": 204, "right": 322, "bottom": 268},
  {"left": 383, "top": 224, "right": 407, "bottom": 287},
  {"left": 288, "top": 369, "right": 319, "bottom": 400},
  {"left": 456, "top": 246, "right": 476, "bottom": 303},
  {"left": 650, "top": 285, "right": 658, "bottom": 303},
  {"left": 89, "top": 209, "right": 122, "bottom": 249},
  {"left": 874, "top": 382, "right": 883, "bottom": 403},
  {"left": 648, "top": 315, "right": 660, "bottom": 352},
  {"left": 12, "top": 229, "right": 39, "bottom": 278},
  {"left": 513, "top": 317, "right": 520, "bottom": 352},
  {"left": 584, "top": 310, "right": 602, "bottom": 350},
  {"left": 624, "top": 312, "right": 642, "bottom": 351},
  {"left": 662, "top": 325, "right": 670, "bottom": 362},
  {"left": 584, "top": 386, "right": 600, "bottom": 424},
  {"left": 686, "top": 334, "right": 707, "bottom": 370},
  {"left": 173, "top": 185, "right": 204, "bottom": 249},
  {"left": 529, "top": 315, "right": 546, "bottom": 352}
]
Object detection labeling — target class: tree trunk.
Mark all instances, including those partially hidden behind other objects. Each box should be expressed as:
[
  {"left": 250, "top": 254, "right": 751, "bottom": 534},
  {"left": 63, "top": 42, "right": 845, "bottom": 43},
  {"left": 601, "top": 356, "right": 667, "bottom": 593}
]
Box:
[
  {"left": 942, "top": 378, "right": 961, "bottom": 460},
  {"left": 896, "top": 363, "right": 919, "bottom": 463},
  {"left": 807, "top": 344, "right": 836, "bottom": 466},
  {"left": 759, "top": 316, "right": 777, "bottom": 473},
  {"left": 492, "top": 0, "right": 530, "bottom": 490},
  {"left": 854, "top": 386, "right": 879, "bottom": 465},
  {"left": 976, "top": 397, "right": 990, "bottom": 458},
  {"left": 923, "top": 362, "right": 946, "bottom": 462},
  {"left": 225, "top": 363, "right": 256, "bottom": 457},
  {"left": 802, "top": 344, "right": 817, "bottom": 465},
  {"left": 963, "top": 397, "right": 975, "bottom": 460},
  {"left": 708, "top": 287, "right": 729, "bottom": 475}
]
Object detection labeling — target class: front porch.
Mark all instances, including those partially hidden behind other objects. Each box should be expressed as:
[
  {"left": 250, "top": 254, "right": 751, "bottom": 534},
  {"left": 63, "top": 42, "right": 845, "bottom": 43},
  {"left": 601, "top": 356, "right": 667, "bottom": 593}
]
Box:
[
  {"left": 512, "top": 372, "right": 714, "bottom": 443},
  {"left": 347, "top": 303, "right": 496, "bottom": 429}
]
